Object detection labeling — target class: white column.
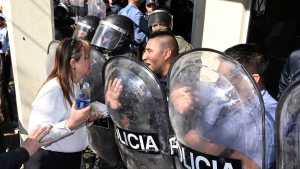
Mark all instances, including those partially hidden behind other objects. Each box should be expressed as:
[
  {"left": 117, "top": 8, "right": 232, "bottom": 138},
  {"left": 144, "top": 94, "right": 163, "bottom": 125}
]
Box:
[
  {"left": 191, "top": 0, "right": 252, "bottom": 51},
  {"left": 3, "top": 0, "right": 54, "bottom": 131}
]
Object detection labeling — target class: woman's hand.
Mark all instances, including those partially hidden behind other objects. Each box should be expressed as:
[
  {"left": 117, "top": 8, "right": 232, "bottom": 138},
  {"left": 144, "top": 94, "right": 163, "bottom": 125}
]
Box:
[
  {"left": 66, "top": 103, "right": 91, "bottom": 130},
  {"left": 105, "top": 78, "right": 123, "bottom": 110},
  {"left": 22, "top": 125, "right": 51, "bottom": 156}
]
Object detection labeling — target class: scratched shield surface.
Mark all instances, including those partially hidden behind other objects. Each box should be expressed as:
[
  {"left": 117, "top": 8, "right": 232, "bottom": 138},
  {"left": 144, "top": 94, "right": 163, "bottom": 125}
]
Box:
[
  {"left": 104, "top": 56, "right": 175, "bottom": 169},
  {"left": 277, "top": 80, "right": 300, "bottom": 169},
  {"left": 168, "top": 49, "right": 265, "bottom": 169}
]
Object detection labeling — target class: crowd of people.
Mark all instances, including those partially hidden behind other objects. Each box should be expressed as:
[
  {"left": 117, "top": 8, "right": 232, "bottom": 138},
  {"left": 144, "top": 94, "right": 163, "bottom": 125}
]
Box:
[
  {"left": 0, "top": 7, "right": 19, "bottom": 157},
  {"left": 1, "top": 0, "right": 300, "bottom": 169}
]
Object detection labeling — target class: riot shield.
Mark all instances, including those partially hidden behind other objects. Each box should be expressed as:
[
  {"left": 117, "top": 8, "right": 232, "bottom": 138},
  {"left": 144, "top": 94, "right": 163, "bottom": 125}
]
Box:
[
  {"left": 104, "top": 56, "right": 175, "bottom": 169},
  {"left": 68, "top": 0, "right": 87, "bottom": 18},
  {"left": 168, "top": 49, "right": 265, "bottom": 169},
  {"left": 277, "top": 80, "right": 300, "bottom": 169},
  {"left": 85, "top": 47, "right": 106, "bottom": 102},
  {"left": 84, "top": 47, "right": 124, "bottom": 167},
  {"left": 88, "top": 117, "right": 124, "bottom": 168},
  {"left": 87, "top": 0, "right": 106, "bottom": 19}
]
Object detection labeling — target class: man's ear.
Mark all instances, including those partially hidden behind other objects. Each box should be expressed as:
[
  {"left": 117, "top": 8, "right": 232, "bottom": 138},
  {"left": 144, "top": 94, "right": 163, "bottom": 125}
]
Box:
[
  {"left": 252, "top": 73, "right": 261, "bottom": 84},
  {"left": 163, "top": 48, "right": 172, "bottom": 61}
]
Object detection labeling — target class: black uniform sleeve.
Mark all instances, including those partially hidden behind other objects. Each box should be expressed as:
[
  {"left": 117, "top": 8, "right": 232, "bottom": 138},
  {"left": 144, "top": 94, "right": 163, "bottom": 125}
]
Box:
[
  {"left": 278, "top": 50, "right": 300, "bottom": 99},
  {"left": 0, "top": 147, "right": 30, "bottom": 169}
]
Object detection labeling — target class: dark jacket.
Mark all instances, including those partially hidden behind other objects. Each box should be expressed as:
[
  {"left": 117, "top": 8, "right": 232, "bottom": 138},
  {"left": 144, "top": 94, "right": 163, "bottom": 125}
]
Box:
[
  {"left": 0, "top": 147, "right": 30, "bottom": 169},
  {"left": 278, "top": 49, "right": 300, "bottom": 99}
]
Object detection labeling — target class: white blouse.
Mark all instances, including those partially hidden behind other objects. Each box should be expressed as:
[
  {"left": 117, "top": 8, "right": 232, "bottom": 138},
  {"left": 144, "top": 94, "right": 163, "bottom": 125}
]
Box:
[{"left": 28, "top": 78, "right": 88, "bottom": 153}]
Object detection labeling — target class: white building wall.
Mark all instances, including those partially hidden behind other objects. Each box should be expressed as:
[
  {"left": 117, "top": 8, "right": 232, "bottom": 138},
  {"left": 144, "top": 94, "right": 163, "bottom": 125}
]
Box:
[
  {"left": 4, "top": 0, "right": 54, "bottom": 131},
  {"left": 192, "top": 0, "right": 252, "bottom": 51}
]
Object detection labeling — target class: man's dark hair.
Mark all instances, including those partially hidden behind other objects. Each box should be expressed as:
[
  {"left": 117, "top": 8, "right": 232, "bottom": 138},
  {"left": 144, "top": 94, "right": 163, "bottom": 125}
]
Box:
[
  {"left": 149, "top": 30, "right": 179, "bottom": 56},
  {"left": 225, "top": 44, "right": 268, "bottom": 75}
]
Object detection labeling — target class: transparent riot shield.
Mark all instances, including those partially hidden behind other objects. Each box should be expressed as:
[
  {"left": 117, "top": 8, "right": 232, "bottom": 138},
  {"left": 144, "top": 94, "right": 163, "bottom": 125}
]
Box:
[
  {"left": 84, "top": 47, "right": 124, "bottom": 167},
  {"left": 168, "top": 49, "right": 265, "bottom": 169},
  {"left": 104, "top": 56, "right": 175, "bottom": 169},
  {"left": 85, "top": 47, "right": 106, "bottom": 102},
  {"left": 68, "top": 0, "right": 87, "bottom": 18},
  {"left": 277, "top": 80, "right": 300, "bottom": 169},
  {"left": 87, "top": 0, "right": 106, "bottom": 19}
]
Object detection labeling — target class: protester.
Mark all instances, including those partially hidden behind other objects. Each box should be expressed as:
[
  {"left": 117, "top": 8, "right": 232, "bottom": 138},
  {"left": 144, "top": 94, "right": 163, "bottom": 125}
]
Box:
[
  {"left": 142, "top": 30, "right": 178, "bottom": 91},
  {"left": 25, "top": 38, "right": 100, "bottom": 169},
  {"left": 147, "top": 9, "right": 193, "bottom": 54},
  {"left": 0, "top": 126, "right": 50, "bottom": 169}
]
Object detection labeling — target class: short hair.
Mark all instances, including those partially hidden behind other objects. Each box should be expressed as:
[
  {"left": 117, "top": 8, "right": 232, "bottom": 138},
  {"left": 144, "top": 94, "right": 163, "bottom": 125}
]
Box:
[
  {"left": 149, "top": 30, "right": 179, "bottom": 56},
  {"left": 225, "top": 44, "right": 268, "bottom": 75}
]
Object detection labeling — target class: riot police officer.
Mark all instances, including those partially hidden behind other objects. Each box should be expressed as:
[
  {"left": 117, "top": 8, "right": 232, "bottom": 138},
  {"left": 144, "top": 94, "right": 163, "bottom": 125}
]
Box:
[
  {"left": 87, "top": 14, "right": 136, "bottom": 103},
  {"left": 86, "top": 14, "right": 136, "bottom": 105},
  {"left": 54, "top": 2, "right": 75, "bottom": 40},
  {"left": 91, "top": 14, "right": 136, "bottom": 59},
  {"left": 103, "top": 43, "right": 176, "bottom": 169},
  {"left": 147, "top": 9, "right": 193, "bottom": 54},
  {"left": 47, "top": 15, "right": 100, "bottom": 75},
  {"left": 168, "top": 49, "right": 265, "bottom": 169},
  {"left": 87, "top": 14, "right": 137, "bottom": 169},
  {"left": 73, "top": 15, "right": 100, "bottom": 42}
]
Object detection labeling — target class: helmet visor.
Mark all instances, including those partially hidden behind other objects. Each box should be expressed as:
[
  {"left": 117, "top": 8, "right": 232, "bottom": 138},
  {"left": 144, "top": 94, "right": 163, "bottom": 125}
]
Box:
[
  {"left": 91, "top": 23, "right": 124, "bottom": 50},
  {"left": 148, "top": 10, "right": 173, "bottom": 30},
  {"left": 73, "top": 22, "right": 92, "bottom": 39}
]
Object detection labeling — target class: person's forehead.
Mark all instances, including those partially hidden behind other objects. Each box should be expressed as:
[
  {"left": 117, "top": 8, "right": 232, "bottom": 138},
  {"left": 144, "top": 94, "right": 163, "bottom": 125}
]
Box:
[
  {"left": 147, "top": 38, "right": 160, "bottom": 48},
  {"left": 147, "top": 2, "right": 156, "bottom": 6},
  {"left": 151, "top": 21, "right": 168, "bottom": 27}
]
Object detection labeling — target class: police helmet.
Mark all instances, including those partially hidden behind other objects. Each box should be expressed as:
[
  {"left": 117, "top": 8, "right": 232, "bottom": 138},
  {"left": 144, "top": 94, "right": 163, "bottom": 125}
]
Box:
[
  {"left": 146, "top": 0, "right": 157, "bottom": 6},
  {"left": 73, "top": 15, "right": 100, "bottom": 41},
  {"left": 147, "top": 9, "right": 173, "bottom": 32},
  {"left": 91, "top": 15, "right": 134, "bottom": 51},
  {"left": 54, "top": 2, "right": 69, "bottom": 19}
]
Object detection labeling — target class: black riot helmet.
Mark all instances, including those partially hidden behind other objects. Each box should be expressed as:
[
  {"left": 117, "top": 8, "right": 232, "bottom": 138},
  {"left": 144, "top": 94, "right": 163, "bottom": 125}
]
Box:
[
  {"left": 73, "top": 15, "right": 100, "bottom": 42},
  {"left": 54, "top": 2, "right": 70, "bottom": 19},
  {"left": 147, "top": 9, "right": 173, "bottom": 32},
  {"left": 91, "top": 15, "right": 134, "bottom": 51}
]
